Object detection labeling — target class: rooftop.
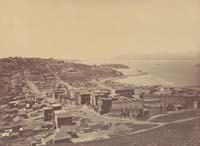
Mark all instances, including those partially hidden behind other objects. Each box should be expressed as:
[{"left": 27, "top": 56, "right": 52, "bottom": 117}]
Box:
[
  {"left": 43, "top": 107, "right": 52, "bottom": 110},
  {"left": 55, "top": 110, "right": 72, "bottom": 118},
  {"left": 52, "top": 103, "right": 62, "bottom": 107},
  {"left": 112, "top": 96, "right": 143, "bottom": 104},
  {"left": 54, "top": 131, "right": 71, "bottom": 141}
]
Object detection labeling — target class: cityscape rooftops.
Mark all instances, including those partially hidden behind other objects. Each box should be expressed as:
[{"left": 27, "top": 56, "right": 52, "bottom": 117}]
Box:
[
  {"left": 55, "top": 110, "right": 72, "bottom": 118},
  {"left": 54, "top": 131, "right": 71, "bottom": 142},
  {"left": 52, "top": 103, "right": 62, "bottom": 107}
]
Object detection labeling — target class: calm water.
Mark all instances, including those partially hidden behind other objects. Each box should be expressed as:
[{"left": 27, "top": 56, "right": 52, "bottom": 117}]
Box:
[
  {"left": 82, "top": 59, "right": 200, "bottom": 87},
  {"left": 114, "top": 60, "right": 200, "bottom": 87}
]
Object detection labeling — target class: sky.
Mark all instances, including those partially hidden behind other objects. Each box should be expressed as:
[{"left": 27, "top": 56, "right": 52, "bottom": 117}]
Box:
[{"left": 0, "top": 0, "right": 199, "bottom": 59}]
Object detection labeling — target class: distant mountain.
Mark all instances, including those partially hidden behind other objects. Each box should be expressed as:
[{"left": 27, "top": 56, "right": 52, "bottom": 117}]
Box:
[{"left": 114, "top": 52, "right": 200, "bottom": 60}]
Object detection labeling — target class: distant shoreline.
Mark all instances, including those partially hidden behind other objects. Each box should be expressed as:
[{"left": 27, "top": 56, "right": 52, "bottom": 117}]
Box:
[{"left": 112, "top": 72, "right": 200, "bottom": 88}]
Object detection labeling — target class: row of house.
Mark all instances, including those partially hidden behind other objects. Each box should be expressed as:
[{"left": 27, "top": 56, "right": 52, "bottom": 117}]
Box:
[
  {"left": 110, "top": 96, "right": 144, "bottom": 118},
  {"left": 27, "top": 85, "right": 200, "bottom": 145},
  {"left": 51, "top": 85, "right": 200, "bottom": 119}
]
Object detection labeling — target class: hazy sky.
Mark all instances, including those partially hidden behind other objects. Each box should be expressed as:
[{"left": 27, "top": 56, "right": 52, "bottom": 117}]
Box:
[{"left": 0, "top": 0, "right": 199, "bottom": 59}]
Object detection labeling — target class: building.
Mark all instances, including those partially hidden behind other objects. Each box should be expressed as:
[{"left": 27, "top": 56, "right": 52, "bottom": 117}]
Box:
[
  {"left": 112, "top": 88, "right": 135, "bottom": 98},
  {"left": 134, "top": 87, "right": 151, "bottom": 98},
  {"left": 0, "top": 121, "right": 27, "bottom": 132},
  {"left": 78, "top": 92, "right": 91, "bottom": 105},
  {"left": 71, "top": 90, "right": 91, "bottom": 105},
  {"left": 110, "top": 96, "right": 144, "bottom": 119},
  {"left": 90, "top": 90, "right": 111, "bottom": 107},
  {"left": 97, "top": 96, "right": 112, "bottom": 114},
  {"left": 160, "top": 94, "right": 185, "bottom": 111},
  {"left": 54, "top": 111, "right": 73, "bottom": 131},
  {"left": 51, "top": 103, "right": 62, "bottom": 112},
  {"left": 31, "top": 141, "right": 37, "bottom": 146},
  {"left": 52, "top": 88, "right": 67, "bottom": 103},
  {"left": 160, "top": 93, "right": 200, "bottom": 111},
  {"left": 143, "top": 94, "right": 162, "bottom": 117},
  {"left": 19, "top": 125, "right": 34, "bottom": 137},
  {"left": 43, "top": 107, "right": 53, "bottom": 121}
]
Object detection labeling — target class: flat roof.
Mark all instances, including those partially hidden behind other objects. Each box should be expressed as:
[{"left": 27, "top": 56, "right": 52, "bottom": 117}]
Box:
[
  {"left": 55, "top": 110, "right": 72, "bottom": 118},
  {"left": 51, "top": 103, "right": 62, "bottom": 107},
  {"left": 54, "top": 131, "right": 71, "bottom": 141},
  {"left": 43, "top": 107, "right": 52, "bottom": 110},
  {"left": 56, "top": 112, "right": 72, "bottom": 119}
]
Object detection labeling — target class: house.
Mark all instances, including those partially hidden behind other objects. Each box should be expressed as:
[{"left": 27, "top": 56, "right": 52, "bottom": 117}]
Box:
[
  {"left": 110, "top": 96, "right": 144, "bottom": 119},
  {"left": 31, "top": 141, "right": 37, "bottom": 146},
  {"left": 52, "top": 88, "right": 67, "bottom": 103},
  {"left": 51, "top": 103, "right": 62, "bottom": 112},
  {"left": 0, "top": 120, "right": 27, "bottom": 132},
  {"left": 90, "top": 90, "right": 111, "bottom": 107},
  {"left": 97, "top": 96, "right": 112, "bottom": 114},
  {"left": 67, "top": 97, "right": 77, "bottom": 105},
  {"left": 73, "top": 90, "right": 91, "bottom": 105},
  {"left": 160, "top": 94, "right": 183, "bottom": 111},
  {"left": 43, "top": 107, "right": 53, "bottom": 121},
  {"left": 78, "top": 93, "right": 91, "bottom": 105},
  {"left": 160, "top": 93, "right": 200, "bottom": 111},
  {"left": 143, "top": 94, "right": 162, "bottom": 117},
  {"left": 54, "top": 111, "right": 73, "bottom": 131},
  {"left": 182, "top": 94, "right": 200, "bottom": 109},
  {"left": 19, "top": 125, "right": 34, "bottom": 137},
  {"left": 112, "top": 88, "right": 135, "bottom": 98},
  {"left": 134, "top": 87, "right": 151, "bottom": 98}
]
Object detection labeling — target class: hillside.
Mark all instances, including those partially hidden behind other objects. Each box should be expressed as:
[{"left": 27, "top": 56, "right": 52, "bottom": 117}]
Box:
[
  {"left": 0, "top": 57, "right": 123, "bottom": 100},
  {"left": 100, "top": 64, "right": 129, "bottom": 69}
]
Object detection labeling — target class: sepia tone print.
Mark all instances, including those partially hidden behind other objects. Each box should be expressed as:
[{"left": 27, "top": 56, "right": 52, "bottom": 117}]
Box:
[{"left": 0, "top": 0, "right": 200, "bottom": 146}]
